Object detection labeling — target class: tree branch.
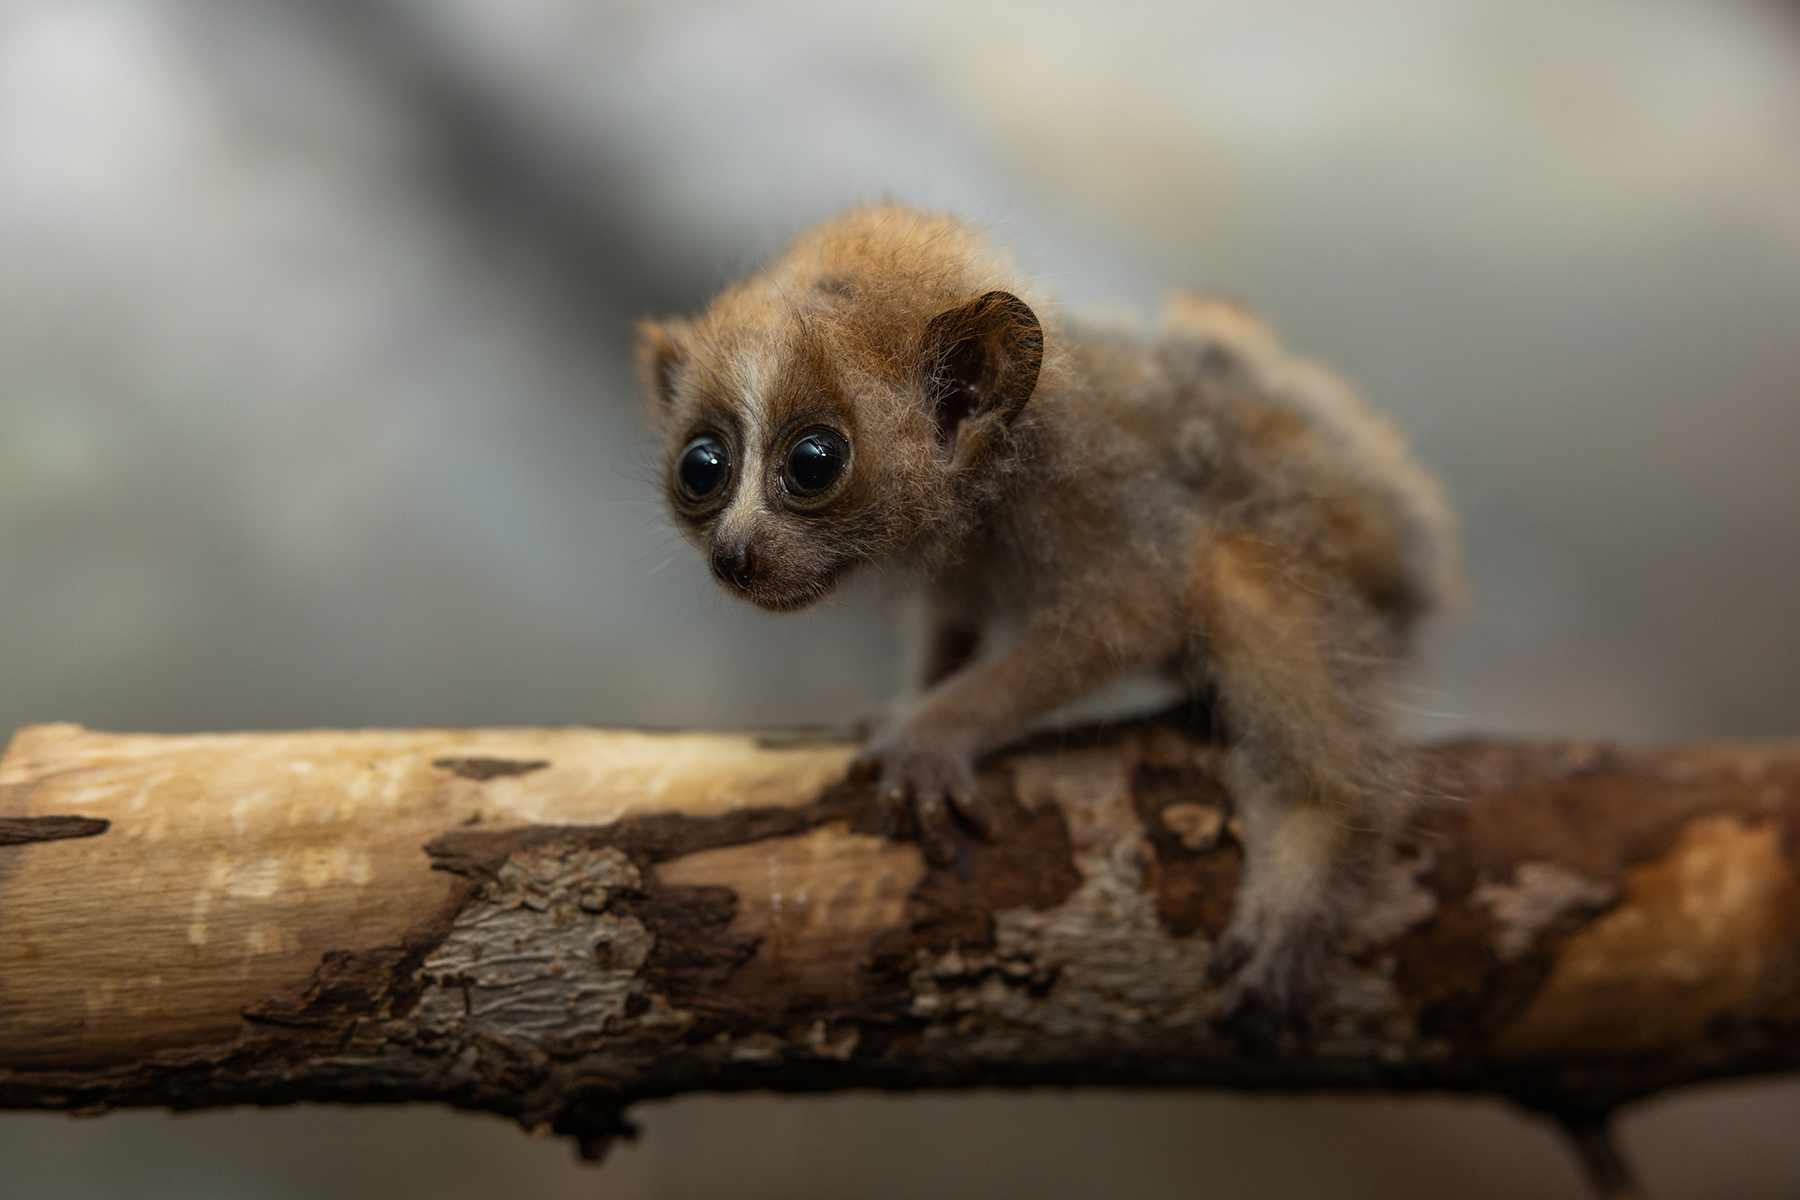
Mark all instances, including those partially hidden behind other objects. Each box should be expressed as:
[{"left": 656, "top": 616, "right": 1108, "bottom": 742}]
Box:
[{"left": 1, "top": 715, "right": 1797, "bottom": 1167}]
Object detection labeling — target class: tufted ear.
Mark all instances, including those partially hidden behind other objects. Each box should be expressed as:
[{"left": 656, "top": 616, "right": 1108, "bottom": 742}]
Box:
[
  {"left": 634, "top": 318, "right": 691, "bottom": 414},
  {"left": 921, "top": 291, "right": 1043, "bottom": 456}
]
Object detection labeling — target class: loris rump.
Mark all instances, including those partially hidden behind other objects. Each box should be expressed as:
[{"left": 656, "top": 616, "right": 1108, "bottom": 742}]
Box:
[{"left": 636, "top": 204, "right": 1456, "bottom": 1018}]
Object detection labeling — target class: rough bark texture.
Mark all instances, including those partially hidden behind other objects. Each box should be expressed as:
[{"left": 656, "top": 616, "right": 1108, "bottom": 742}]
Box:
[{"left": 2, "top": 715, "right": 1798, "bottom": 1160}]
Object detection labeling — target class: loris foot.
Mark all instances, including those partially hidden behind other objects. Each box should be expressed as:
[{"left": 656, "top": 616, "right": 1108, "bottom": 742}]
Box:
[
  {"left": 1207, "top": 912, "right": 1336, "bottom": 1045},
  {"left": 848, "top": 729, "right": 995, "bottom": 865}
]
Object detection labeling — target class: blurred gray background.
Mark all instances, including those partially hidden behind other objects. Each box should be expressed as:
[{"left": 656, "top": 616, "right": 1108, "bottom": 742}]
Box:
[{"left": 2, "top": 0, "right": 1798, "bottom": 1196}]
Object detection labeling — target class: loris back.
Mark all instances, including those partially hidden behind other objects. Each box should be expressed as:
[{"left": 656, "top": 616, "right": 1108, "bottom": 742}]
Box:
[{"left": 638, "top": 204, "right": 1455, "bottom": 1022}]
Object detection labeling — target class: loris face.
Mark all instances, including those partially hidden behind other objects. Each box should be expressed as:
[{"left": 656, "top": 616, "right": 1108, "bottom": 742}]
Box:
[
  {"left": 638, "top": 287, "right": 1044, "bottom": 612},
  {"left": 646, "top": 320, "right": 885, "bottom": 612}
]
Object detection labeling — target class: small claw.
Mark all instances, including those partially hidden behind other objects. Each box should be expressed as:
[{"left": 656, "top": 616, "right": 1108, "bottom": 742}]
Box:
[
  {"left": 879, "top": 781, "right": 913, "bottom": 839},
  {"left": 950, "top": 785, "right": 997, "bottom": 840},
  {"left": 915, "top": 789, "right": 958, "bottom": 865}
]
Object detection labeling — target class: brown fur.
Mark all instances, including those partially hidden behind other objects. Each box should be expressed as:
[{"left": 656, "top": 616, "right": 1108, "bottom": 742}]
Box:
[{"left": 637, "top": 204, "right": 1457, "bottom": 1019}]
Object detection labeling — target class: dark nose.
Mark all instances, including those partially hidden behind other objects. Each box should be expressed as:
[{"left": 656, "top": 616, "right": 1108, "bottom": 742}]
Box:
[{"left": 712, "top": 542, "right": 758, "bottom": 590}]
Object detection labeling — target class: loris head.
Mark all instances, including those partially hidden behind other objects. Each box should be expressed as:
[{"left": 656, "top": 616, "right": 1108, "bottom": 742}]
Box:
[{"left": 635, "top": 206, "right": 1045, "bottom": 612}]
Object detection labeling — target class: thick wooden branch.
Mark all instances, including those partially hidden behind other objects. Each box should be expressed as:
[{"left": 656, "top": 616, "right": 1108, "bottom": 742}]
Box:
[{"left": 2, "top": 716, "right": 1797, "bottom": 1162}]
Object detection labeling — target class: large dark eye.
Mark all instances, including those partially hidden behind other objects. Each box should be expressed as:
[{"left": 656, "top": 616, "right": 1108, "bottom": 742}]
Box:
[
  {"left": 677, "top": 435, "right": 731, "bottom": 502},
  {"left": 782, "top": 429, "right": 850, "bottom": 499}
]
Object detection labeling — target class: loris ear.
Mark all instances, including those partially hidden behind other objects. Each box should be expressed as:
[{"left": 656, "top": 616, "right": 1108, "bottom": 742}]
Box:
[
  {"left": 634, "top": 318, "right": 691, "bottom": 415},
  {"left": 922, "top": 291, "right": 1043, "bottom": 457}
]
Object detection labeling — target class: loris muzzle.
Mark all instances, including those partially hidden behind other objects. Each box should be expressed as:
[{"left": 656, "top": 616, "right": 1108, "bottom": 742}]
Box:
[{"left": 636, "top": 204, "right": 1457, "bottom": 1024}]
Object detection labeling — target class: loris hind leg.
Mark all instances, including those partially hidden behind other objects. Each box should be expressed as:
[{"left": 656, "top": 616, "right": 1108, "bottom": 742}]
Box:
[{"left": 1197, "top": 536, "right": 1404, "bottom": 1028}]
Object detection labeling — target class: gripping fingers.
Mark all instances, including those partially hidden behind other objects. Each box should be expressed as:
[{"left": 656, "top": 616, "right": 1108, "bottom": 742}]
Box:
[
  {"left": 856, "top": 738, "right": 991, "bottom": 861},
  {"left": 872, "top": 773, "right": 955, "bottom": 863}
]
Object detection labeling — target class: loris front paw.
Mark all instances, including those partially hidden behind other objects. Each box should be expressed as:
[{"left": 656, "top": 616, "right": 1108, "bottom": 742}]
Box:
[{"left": 848, "top": 728, "right": 994, "bottom": 865}]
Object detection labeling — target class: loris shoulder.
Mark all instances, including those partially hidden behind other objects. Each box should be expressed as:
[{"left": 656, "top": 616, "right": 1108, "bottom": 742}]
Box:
[{"left": 636, "top": 203, "right": 1456, "bottom": 1021}]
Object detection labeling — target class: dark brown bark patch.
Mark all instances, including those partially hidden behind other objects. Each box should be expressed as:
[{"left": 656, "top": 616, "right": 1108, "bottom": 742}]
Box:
[
  {"left": 0, "top": 815, "right": 110, "bottom": 846},
  {"left": 1132, "top": 761, "right": 1241, "bottom": 938},
  {"left": 886, "top": 773, "right": 1082, "bottom": 957},
  {"left": 614, "top": 885, "right": 761, "bottom": 1019},
  {"left": 428, "top": 783, "right": 872, "bottom": 879},
  {"left": 243, "top": 946, "right": 419, "bottom": 1027},
  {"left": 1411, "top": 740, "right": 1800, "bottom": 882},
  {"left": 432, "top": 757, "right": 551, "bottom": 781}
]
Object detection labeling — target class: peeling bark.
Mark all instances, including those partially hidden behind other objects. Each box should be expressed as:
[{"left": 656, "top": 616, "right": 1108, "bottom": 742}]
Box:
[{"left": 1, "top": 716, "right": 1797, "bottom": 1163}]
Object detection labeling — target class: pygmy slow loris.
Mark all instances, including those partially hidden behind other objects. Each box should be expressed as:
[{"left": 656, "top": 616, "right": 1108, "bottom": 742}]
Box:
[{"left": 636, "top": 204, "right": 1456, "bottom": 1019}]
